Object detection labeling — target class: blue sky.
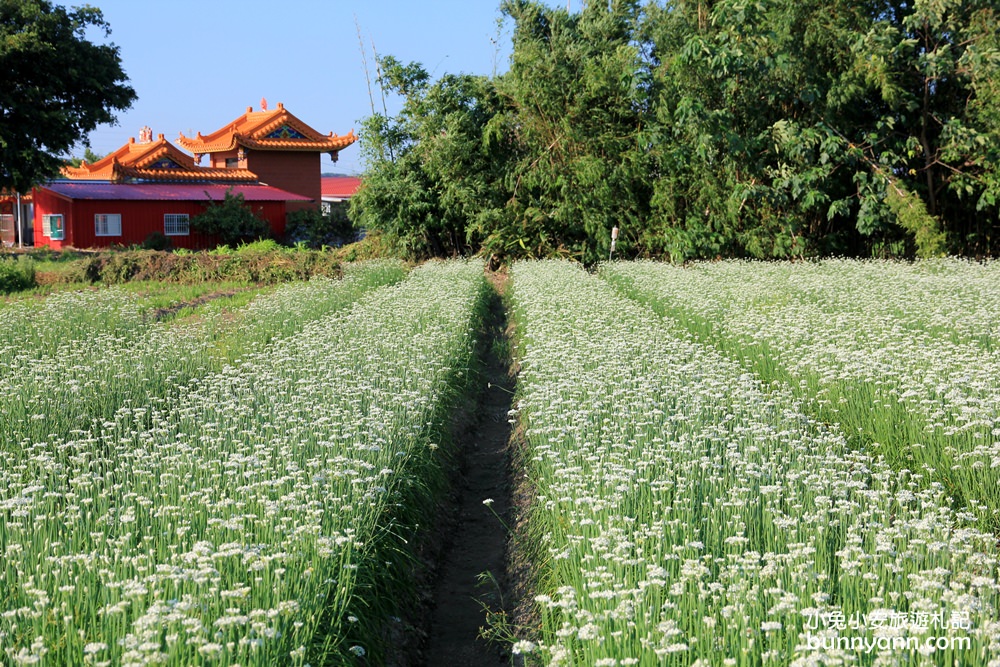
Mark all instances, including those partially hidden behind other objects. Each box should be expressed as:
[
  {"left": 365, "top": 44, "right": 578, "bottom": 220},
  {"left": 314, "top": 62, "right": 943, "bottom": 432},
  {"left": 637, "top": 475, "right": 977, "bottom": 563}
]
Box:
[{"left": 80, "top": 1, "right": 564, "bottom": 175}]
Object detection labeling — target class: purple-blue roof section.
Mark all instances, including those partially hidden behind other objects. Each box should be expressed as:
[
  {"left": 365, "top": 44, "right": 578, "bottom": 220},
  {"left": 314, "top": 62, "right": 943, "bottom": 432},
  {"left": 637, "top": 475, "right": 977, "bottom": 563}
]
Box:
[{"left": 43, "top": 181, "right": 310, "bottom": 202}]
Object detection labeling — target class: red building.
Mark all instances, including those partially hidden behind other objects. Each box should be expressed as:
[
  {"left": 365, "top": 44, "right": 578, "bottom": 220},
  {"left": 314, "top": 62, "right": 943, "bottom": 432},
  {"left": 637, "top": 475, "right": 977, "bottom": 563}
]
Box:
[
  {"left": 319, "top": 175, "right": 362, "bottom": 216},
  {"left": 177, "top": 102, "right": 356, "bottom": 214},
  {"left": 0, "top": 190, "right": 32, "bottom": 247},
  {"left": 33, "top": 182, "right": 306, "bottom": 250},
  {"left": 30, "top": 102, "right": 356, "bottom": 249}
]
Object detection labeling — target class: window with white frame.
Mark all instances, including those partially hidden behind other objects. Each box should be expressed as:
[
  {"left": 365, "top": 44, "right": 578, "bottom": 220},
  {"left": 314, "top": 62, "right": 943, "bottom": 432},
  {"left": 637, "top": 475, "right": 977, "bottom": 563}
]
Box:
[
  {"left": 164, "top": 213, "right": 190, "bottom": 236},
  {"left": 94, "top": 213, "right": 122, "bottom": 237},
  {"left": 43, "top": 214, "right": 64, "bottom": 240}
]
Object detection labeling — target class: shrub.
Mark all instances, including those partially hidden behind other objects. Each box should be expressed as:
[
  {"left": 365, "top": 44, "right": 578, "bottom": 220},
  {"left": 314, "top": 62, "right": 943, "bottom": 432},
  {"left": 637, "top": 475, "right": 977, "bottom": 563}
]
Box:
[
  {"left": 235, "top": 238, "right": 283, "bottom": 254},
  {"left": 285, "top": 204, "right": 356, "bottom": 248},
  {"left": 0, "top": 257, "right": 37, "bottom": 292},
  {"left": 142, "top": 232, "right": 172, "bottom": 251},
  {"left": 191, "top": 189, "right": 270, "bottom": 246},
  {"left": 56, "top": 249, "right": 343, "bottom": 286},
  {"left": 334, "top": 231, "right": 393, "bottom": 263}
]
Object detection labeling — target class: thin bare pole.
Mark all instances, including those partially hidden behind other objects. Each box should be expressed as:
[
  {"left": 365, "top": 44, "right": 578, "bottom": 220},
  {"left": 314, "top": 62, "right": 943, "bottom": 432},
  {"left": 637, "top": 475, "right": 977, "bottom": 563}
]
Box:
[
  {"left": 370, "top": 38, "right": 394, "bottom": 162},
  {"left": 15, "top": 192, "right": 21, "bottom": 248},
  {"left": 371, "top": 38, "right": 389, "bottom": 120},
  {"left": 355, "top": 15, "right": 376, "bottom": 117}
]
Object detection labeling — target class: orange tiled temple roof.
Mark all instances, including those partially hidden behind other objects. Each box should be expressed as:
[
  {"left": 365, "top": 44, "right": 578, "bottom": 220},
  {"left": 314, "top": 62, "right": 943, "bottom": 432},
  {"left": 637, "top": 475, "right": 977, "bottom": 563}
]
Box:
[
  {"left": 62, "top": 134, "right": 257, "bottom": 183},
  {"left": 0, "top": 189, "right": 32, "bottom": 202},
  {"left": 176, "top": 102, "right": 357, "bottom": 156}
]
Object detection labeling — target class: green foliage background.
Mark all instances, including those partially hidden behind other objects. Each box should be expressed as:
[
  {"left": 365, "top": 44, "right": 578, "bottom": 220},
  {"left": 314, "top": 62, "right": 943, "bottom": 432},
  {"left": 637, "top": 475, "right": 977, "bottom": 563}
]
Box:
[
  {"left": 352, "top": 0, "right": 1000, "bottom": 262},
  {"left": 0, "top": 0, "right": 136, "bottom": 192},
  {"left": 285, "top": 203, "right": 358, "bottom": 249},
  {"left": 190, "top": 189, "right": 271, "bottom": 246},
  {"left": 0, "top": 257, "right": 36, "bottom": 292}
]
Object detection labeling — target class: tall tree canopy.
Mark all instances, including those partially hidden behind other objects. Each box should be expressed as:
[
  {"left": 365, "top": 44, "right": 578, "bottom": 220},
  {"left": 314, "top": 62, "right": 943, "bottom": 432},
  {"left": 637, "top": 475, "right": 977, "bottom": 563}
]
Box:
[
  {"left": 0, "top": 0, "right": 136, "bottom": 193},
  {"left": 353, "top": 0, "right": 1000, "bottom": 261},
  {"left": 482, "top": 0, "right": 652, "bottom": 263},
  {"left": 351, "top": 58, "right": 513, "bottom": 259}
]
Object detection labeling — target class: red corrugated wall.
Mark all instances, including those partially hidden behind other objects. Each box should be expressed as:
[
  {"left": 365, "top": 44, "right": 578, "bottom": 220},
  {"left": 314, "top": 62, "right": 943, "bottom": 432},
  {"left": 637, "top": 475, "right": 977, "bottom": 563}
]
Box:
[
  {"left": 32, "top": 192, "right": 287, "bottom": 249},
  {"left": 32, "top": 187, "right": 73, "bottom": 249}
]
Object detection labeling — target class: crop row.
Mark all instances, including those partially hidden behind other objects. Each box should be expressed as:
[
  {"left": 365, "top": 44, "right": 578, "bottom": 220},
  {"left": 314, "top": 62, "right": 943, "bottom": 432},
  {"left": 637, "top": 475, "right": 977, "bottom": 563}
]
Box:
[
  {"left": 600, "top": 260, "right": 1000, "bottom": 531},
  {"left": 508, "top": 260, "right": 999, "bottom": 666},
  {"left": 0, "top": 260, "right": 407, "bottom": 448},
  {"left": 0, "top": 288, "right": 146, "bottom": 369},
  {"left": 0, "top": 259, "right": 486, "bottom": 666}
]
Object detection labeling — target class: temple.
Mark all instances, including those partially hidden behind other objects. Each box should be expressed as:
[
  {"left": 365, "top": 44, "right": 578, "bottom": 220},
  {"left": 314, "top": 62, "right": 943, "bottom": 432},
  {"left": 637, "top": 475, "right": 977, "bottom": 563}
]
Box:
[
  {"left": 24, "top": 101, "right": 354, "bottom": 250},
  {"left": 62, "top": 133, "right": 258, "bottom": 184},
  {"left": 177, "top": 101, "right": 356, "bottom": 212},
  {"left": 62, "top": 100, "right": 357, "bottom": 209},
  {"left": 17, "top": 100, "right": 358, "bottom": 249}
]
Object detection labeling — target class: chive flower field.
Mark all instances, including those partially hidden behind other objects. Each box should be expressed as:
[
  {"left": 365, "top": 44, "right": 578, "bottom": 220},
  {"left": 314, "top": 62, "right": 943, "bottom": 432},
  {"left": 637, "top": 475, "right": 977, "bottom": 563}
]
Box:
[
  {"left": 600, "top": 260, "right": 1000, "bottom": 532},
  {"left": 0, "top": 259, "right": 486, "bottom": 665},
  {"left": 509, "top": 260, "right": 999, "bottom": 666},
  {"left": 0, "top": 261, "right": 408, "bottom": 448},
  {"left": 2, "top": 256, "right": 998, "bottom": 665}
]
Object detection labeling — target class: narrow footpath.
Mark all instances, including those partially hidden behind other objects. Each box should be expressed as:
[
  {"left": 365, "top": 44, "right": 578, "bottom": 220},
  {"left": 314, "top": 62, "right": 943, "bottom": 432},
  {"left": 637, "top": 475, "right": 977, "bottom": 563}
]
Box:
[{"left": 420, "top": 276, "right": 515, "bottom": 666}]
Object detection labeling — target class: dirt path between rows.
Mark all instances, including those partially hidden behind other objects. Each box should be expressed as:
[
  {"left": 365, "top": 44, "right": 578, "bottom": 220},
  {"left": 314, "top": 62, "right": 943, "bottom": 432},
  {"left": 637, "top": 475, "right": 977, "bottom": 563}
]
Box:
[
  {"left": 418, "top": 275, "right": 515, "bottom": 666},
  {"left": 149, "top": 287, "right": 258, "bottom": 322}
]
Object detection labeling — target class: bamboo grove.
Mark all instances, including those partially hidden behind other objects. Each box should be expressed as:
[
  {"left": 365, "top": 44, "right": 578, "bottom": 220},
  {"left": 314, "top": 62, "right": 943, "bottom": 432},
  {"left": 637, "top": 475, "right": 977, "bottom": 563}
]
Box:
[{"left": 351, "top": 0, "right": 1000, "bottom": 263}]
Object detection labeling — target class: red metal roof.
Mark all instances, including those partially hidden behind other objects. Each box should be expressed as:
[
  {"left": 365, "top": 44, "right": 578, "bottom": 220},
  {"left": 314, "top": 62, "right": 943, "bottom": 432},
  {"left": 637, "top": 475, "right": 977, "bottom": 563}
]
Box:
[
  {"left": 42, "top": 181, "right": 310, "bottom": 202},
  {"left": 321, "top": 176, "right": 362, "bottom": 199}
]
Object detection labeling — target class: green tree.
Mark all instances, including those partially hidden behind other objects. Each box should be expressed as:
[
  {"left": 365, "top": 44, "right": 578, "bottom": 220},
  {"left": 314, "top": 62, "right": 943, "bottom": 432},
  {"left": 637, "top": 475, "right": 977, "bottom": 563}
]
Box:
[
  {"left": 854, "top": 0, "right": 1000, "bottom": 255},
  {"left": 351, "top": 57, "right": 512, "bottom": 260},
  {"left": 492, "top": 0, "right": 652, "bottom": 263},
  {"left": 67, "top": 147, "right": 106, "bottom": 168},
  {"left": 352, "top": 1, "right": 653, "bottom": 265},
  {"left": 191, "top": 189, "right": 270, "bottom": 246},
  {"left": 642, "top": 0, "right": 1000, "bottom": 259},
  {"left": 640, "top": 0, "right": 880, "bottom": 260},
  {"left": 0, "top": 0, "right": 136, "bottom": 192},
  {"left": 352, "top": 0, "right": 999, "bottom": 261}
]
